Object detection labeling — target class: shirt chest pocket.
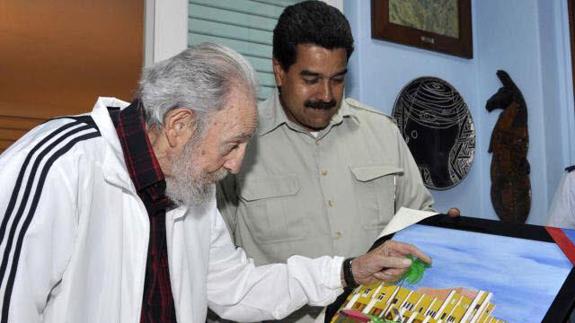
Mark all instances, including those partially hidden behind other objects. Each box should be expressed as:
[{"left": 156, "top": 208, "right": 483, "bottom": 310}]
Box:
[
  {"left": 350, "top": 166, "right": 403, "bottom": 230},
  {"left": 238, "top": 174, "right": 303, "bottom": 243}
]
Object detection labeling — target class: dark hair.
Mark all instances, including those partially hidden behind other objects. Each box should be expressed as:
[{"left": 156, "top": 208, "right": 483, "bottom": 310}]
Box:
[{"left": 273, "top": 0, "right": 354, "bottom": 70}]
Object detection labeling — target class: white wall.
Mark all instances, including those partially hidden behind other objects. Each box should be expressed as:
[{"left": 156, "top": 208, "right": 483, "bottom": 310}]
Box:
[
  {"left": 344, "top": 0, "right": 574, "bottom": 224},
  {"left": 475, "top": 0, "right": 548, "bottom": 224},
  {"left": 145, "top": 0, "right": 188, "bottom": 65},
  {"left": 539, "top": 0, "right": 575, "bottom": 206}
]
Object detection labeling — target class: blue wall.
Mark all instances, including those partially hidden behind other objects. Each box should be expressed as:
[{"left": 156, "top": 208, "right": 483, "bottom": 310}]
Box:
[{"left": 344, "top": 0, "right": 574, "bottom": 224}]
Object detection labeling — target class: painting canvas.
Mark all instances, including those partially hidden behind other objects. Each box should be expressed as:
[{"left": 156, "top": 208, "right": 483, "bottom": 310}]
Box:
[
  {"left": 326, "top": 216, "right": 575, "bottom": 322},
  {"left": 371, "top": 0, "right": 472, "bottom": 58},
  {"left": 388, "top": 0, "right": 459, "bottom": 38}
]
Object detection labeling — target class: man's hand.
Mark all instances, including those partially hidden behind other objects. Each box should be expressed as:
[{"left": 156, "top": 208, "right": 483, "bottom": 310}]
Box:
[
  {"left": 348, "top": 240, "right": 431, "bottom": 286},
  {"left": 447, "top": 208, "right": 460, "bottom": 218}
]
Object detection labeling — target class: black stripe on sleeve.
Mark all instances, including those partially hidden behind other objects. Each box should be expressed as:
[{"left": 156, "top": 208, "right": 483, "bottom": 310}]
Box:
[{"left": 0, "top": 118, "right": 100, "bottom": 323}]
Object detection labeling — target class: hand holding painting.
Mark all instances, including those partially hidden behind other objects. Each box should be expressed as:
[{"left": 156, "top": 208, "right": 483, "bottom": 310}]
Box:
[
  {"left": 447, "top": 208, "right": 461, "bottom": 218},
  {"left": 348, "top": 240, "right": 432, "bottom": 287}
]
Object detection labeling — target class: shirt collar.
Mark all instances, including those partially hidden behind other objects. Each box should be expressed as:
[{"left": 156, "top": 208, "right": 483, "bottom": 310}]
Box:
[
  {"left": 257, "top": 90, "right": 359, "bottom": 136},
  {"left": 110, "top": 100, "right": 166, "bottom": 193}
]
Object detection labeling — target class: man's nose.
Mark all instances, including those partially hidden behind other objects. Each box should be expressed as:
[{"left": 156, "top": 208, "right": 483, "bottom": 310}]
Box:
[
  {"left": 319, "top": 80, "right": 334, "bottom": 102},
  {"left": 224, "top": 143, "right": 247, "bottom": 174}
]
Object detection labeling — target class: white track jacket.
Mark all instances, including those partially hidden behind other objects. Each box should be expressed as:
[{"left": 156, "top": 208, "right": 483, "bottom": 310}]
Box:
[{"left": 0, "top": 97, "right": 344, "bottom": 323}]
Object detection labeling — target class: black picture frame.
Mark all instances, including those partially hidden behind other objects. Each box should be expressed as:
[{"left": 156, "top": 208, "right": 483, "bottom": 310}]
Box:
[
  {"left": 325, "top": 214, "right": 575, "bottom": 322},
  {"left": 371, "top": 0, "right": 473, "bottom": 58}
]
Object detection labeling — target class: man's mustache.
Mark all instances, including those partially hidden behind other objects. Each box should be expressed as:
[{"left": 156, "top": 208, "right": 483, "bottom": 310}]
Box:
[{"left": 304, "top": 99, "right": 337, "bottom": 110}]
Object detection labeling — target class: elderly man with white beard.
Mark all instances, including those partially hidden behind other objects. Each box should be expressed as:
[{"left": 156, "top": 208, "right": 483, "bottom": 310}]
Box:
[{"left": 0, "top": 43, "right": 430, "bottom": 323}]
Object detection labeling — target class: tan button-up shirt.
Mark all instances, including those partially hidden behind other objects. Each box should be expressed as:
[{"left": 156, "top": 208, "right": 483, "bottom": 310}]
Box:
[{"left": 217, "top": 91, "right": 434, "bottom": 266}]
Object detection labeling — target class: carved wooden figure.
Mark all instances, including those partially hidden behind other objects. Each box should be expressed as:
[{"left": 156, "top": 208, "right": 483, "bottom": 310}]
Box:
[{"left": 486, "top": 70, "right": 530, "bottom": 223}]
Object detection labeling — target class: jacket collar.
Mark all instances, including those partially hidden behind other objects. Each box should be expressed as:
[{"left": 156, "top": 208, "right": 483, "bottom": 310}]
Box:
[
  {"left": 89, "top": 97, "right": 193, "bottom": 220},
  {"left": 89, "top": 97, "right": 134, "bottom": 190},
  {"left": 257, "top": 90, "right": 360, "bottom": 137}
]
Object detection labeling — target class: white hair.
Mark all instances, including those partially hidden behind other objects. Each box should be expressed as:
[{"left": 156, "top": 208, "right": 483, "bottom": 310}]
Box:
[{"left": 137, "top": 42, "right": 258, "bottom": 131}]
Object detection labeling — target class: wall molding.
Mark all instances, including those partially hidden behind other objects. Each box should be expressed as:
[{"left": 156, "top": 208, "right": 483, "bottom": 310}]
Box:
[{"left": 144, "top": 0, "right": 188, "bottom": 65}]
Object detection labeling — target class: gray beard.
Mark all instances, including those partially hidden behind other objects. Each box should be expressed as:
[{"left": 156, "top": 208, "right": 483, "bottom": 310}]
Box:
[
  {"left": 165, "top": 138, "right": 228, "bottom": 207},
  {"left": 165, "top": 176, "right": 215, "bottom": 207}
]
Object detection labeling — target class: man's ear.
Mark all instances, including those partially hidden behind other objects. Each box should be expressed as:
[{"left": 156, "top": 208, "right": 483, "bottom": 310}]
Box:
[
  {"left": 272, "top": 58, "right": 287, "bottom": 88},
  {"left": 163, "top": 108, "right": 195, "bottom": 148}
]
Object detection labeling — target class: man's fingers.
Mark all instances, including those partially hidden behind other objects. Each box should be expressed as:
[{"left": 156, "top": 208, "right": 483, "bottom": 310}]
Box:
[
  {"left": 375, "top": 255, "right": 412, "bottom": 271},
  {"left": 383, "top": 240, "right": 432, "bottom": 265},
  {"left": 447, "top": 207, "right": 461, "bottom": 218},
  {"left": 354, "top": 240, "right": 432, "bottom": 286},
  {"left": 380, "top": 267, "right": 406, "bottom": 277},
  {"left": 373, "top": 271, "right": 396, "bottom": 282},
  {"left": 373, "top": 268, "right": 406, "bottom": 282}
]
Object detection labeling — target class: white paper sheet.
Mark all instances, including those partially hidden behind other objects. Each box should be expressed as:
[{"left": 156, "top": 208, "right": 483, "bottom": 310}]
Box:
[{"left": 376, "top": 207, "right": 438, "bottom": 238}]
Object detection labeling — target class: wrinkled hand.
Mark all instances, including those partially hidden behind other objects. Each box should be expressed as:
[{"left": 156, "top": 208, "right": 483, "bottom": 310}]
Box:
[
  {"left": 350, "top": 240, "right": 431, "bottom": 286},
  {"left": 447, "top": 208, "right": 460, "bottom": 218}
]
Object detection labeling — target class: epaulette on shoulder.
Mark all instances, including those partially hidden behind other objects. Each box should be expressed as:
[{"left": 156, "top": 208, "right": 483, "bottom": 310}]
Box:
[
  {"left": 566, "top": 165, "right": 575, "bottom": 173},
  {"left": 345, "top": 98, "right": 392, "bottom": 119}
]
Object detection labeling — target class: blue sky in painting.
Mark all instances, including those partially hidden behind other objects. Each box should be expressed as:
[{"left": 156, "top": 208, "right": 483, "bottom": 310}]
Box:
[{"left": 393, "top": 225, "right": 573, "bottom": 322}]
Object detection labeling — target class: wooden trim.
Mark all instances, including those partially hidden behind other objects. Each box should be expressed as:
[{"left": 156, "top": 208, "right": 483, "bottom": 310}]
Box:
[
  {"left": 371, "top": 0, "right": 473, "bottom": 58},
  {"left": 0, "top": 0, "right": 143, "bottom": 152},
  {"left": 0, "top": 115, "right": 45, "bottom": 152}
]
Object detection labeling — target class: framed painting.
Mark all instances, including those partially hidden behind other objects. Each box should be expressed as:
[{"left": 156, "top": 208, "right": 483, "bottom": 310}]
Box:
[
  {"left": 325, "top": 215, "right": 575, "bottom": 322},
  {"left": 371, "top": 0, "right": 473, "bottom": 58}
]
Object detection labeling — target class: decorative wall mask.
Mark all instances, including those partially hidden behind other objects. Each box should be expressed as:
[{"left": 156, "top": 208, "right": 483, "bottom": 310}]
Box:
[
  {"left": 393, "top": 77, "right": 476, "bottom": 190},
  {"left": 486, "top": 70, "right": 530, "bottom": 223}
]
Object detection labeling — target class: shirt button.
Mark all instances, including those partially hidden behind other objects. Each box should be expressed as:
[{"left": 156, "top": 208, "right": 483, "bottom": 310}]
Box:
[
  {"left": 328, "top": 200, "right": 334, "bottom": 207},
  {"left": 334, "top": 231, "right": 342, "bottom": 239},
  {"left": 321, "top": 170, "right": 328, "bottom": 176}
]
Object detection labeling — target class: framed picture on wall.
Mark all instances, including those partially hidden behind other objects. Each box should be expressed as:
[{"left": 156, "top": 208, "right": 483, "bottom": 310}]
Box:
[
  {"left": 325, "top": 214, "right": 575, "bottom": 322},
  {"left": 371, "top": 0, "right": 473, "bottom": 58}
]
